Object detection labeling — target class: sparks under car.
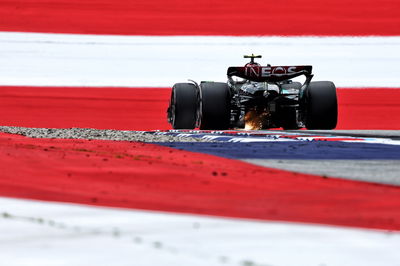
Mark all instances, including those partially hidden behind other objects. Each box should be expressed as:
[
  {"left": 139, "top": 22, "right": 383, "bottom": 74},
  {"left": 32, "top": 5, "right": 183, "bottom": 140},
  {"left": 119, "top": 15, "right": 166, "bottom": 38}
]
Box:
[{"left": 167, "top": 54, "right": 337, "bottom": 130}]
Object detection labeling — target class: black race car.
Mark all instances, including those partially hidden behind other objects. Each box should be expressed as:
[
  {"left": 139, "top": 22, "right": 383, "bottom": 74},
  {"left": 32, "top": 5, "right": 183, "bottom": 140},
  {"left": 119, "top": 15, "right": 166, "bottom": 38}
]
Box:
[{"left": 167, "top": 54, "right": 337, "bottom": 130}]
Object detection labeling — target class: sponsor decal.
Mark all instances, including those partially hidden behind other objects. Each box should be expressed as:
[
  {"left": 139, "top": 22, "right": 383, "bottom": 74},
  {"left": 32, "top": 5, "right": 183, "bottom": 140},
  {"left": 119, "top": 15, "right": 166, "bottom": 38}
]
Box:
[
  {"left": 245, "top": 66, "right": 299, "bottom": 78},
  {"left": 271, "top": 66, "right": 286, "bottom": 76},
  {"left": 245, "top": 66, "right": 271, "bottom": 77}
]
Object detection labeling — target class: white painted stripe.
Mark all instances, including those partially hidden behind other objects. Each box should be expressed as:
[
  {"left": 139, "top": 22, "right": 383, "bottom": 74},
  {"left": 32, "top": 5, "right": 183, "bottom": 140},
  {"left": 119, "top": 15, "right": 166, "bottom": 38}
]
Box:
[
  {"left": 1, "top": 197, "right": 399, "bottom": 266},
  {"left": 0, "top": 32, "right": 399, "bottom": 87}
]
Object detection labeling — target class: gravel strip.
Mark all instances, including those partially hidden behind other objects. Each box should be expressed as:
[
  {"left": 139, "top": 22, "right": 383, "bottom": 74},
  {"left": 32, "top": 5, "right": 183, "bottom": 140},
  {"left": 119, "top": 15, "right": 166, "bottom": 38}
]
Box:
[{"left": 0, "top": 126, "right": 212, "bottom": 142}]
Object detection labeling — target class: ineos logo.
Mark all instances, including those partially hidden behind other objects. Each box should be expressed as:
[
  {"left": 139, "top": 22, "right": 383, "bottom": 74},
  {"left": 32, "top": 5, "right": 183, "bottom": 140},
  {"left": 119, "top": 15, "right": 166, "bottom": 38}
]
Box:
[
  {"left": 244, "top": 66, "right": 298, "bottom": 78},
  {"left": 272, "top": 66, "right": 286, "bottom": 75},
  {"left": 245, "top": 67, "right": 271, "bottom": 77}
]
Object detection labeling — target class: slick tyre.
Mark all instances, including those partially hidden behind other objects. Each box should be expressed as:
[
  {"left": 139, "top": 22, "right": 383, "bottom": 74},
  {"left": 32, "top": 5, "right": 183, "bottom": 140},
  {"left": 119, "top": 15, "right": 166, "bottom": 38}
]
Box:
[
  {"left": 199, "top": 82, "right": 231, "bottom": 130},
  {"left": 305, "top": 81, "right": 338, "bottom": 130},
  {"left": 170, "top": 83, "right": 198, "bottom": 129}
]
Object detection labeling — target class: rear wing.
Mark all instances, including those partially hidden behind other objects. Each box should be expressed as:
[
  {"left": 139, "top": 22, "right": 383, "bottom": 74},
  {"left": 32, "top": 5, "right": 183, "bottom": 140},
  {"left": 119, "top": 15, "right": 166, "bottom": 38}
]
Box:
[{"left": 227, "top": 65, "right": 312, "bottom": 82}]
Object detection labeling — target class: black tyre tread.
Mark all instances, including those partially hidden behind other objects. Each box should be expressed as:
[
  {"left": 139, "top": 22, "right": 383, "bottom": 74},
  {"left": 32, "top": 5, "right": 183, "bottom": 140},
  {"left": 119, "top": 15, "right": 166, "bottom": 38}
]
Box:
[
  {"left": 200, "top": 82, "right": 231, "bottom": 130},
  {"left": 171, "top": 83, "right": 198, "bottom": 129},
  {"left": 305, "top": 81, "right": 338, "bottom": 130}
]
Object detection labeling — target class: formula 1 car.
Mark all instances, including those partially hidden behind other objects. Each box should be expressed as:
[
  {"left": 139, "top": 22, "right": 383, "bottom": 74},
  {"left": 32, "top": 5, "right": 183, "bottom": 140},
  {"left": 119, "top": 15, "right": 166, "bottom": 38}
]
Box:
[{"left": 167, "top": 54, "right": 337, "bottom": 130}]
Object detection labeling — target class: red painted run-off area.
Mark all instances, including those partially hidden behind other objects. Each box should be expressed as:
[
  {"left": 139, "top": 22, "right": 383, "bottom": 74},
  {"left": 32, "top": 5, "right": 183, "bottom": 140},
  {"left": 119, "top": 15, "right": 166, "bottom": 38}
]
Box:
[
  {"left": 1, "top": 132, "right": 400, "bottom": 231},
  {"left": 0, "top": 86, "right": 399, "bottom": 130},
  {"left": 0, "top": 0, "right": 399, "bottom": 36},
  {"left": 0, "top": 86, "right": 399, "bottom": 230}
]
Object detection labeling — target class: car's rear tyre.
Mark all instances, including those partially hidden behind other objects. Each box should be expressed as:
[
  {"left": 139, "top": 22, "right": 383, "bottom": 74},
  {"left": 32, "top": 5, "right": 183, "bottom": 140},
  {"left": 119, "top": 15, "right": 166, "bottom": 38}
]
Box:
[
  {"left": 199, "top": 82, "right": 231, "bottom": 130},
  {"left": 305, "top": 81, "right": 338, "bottom": 129},
  {"left": 170, "top": 83, "right": 198, "bottom": 129}
]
